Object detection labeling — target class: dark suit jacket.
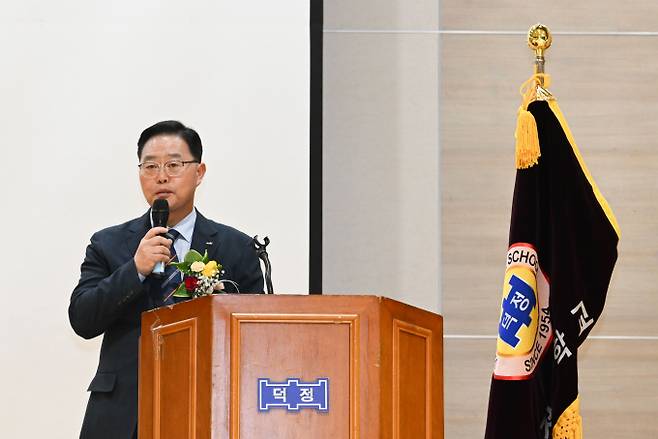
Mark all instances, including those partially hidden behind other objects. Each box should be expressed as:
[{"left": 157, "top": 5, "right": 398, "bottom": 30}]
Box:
[{"left": 69, "top": 210, "right": 264, "bottom": 439}]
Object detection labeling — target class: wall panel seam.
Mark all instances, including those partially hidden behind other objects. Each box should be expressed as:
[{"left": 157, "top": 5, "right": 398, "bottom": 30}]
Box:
[{"left": 325, "top": 29, "right": 658, "bottom": 37}]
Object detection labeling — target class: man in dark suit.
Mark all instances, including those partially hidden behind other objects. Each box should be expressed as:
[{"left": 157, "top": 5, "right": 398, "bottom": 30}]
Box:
[{"left": 69, "top": 121, "right": 264, "bottom": 439}]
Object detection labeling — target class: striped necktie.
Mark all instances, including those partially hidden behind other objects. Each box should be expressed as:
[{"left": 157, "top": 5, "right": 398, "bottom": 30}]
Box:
[{"left": 152, "top": 228, "right": 182, "bottom": 305}]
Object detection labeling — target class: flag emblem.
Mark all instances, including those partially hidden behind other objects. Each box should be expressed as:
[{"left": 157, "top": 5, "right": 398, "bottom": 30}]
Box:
[
  {"left": 498, "top": 272, "right": 537, "bottom": 352},
  {"left": 494, "top": 244, "right": 552, "bottom": 379},
  {"left": 498, "top": 244, "right": 539, "bottom": 354}
]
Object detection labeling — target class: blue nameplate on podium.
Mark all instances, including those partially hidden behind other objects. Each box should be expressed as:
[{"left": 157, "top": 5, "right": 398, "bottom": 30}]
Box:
[{"left": 258, "top": 378, "right": 329, "bottom": 412}]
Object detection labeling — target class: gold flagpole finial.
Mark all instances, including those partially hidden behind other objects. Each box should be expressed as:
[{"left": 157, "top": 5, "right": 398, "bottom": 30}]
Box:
[
  {"left": 527, "top": 24, "right": 552, "bottom": 91},
  {"left": 528, "top": 23, "right": 552, "bottom": 64},
  {"left": 525, "top": 23, "right": 553, "bottom": 98},
  {"left": 515, "top": 24, "right": 553, "bottom": 169}
]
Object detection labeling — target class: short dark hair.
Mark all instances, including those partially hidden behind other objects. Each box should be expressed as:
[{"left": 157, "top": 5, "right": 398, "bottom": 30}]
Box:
[{"left": 137, "top": 120, "right": 203, "bottom": 162}]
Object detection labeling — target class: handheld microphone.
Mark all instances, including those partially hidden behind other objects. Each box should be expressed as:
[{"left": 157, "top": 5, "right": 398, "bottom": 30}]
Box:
[{"left": 151, "top": 199, "right": 169, "bottom": 275}]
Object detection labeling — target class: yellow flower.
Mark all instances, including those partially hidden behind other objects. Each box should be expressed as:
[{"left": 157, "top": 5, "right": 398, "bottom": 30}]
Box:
[
  {"left": 202, "top": 260, "right": 219, "bottom": 277},
  {"left": 190, "top": 261, "right": 205, "bottom": 272}
]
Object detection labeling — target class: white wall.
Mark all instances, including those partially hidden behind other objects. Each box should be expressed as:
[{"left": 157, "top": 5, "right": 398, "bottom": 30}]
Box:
[{"left": 0, "top": 1, "right": 309, "bottom": 437}]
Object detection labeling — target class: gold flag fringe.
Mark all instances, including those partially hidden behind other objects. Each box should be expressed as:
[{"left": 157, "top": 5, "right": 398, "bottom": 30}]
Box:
[
  {"left": 553, "top": 396, "right": 583, "bottom": 439},
  {"left": 515, "top": 74, "right": 551, "bottom": 169}
]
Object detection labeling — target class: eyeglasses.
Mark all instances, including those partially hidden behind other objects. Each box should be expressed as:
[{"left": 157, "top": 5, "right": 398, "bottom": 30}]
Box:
[{"left": 138, "top": 160, "right": 199, "bottom": 177}]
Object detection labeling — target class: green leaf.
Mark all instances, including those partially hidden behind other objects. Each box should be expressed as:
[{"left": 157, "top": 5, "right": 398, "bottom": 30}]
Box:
[
  {"left": 183, "top": 249, "right": 204, "bottom": 264},
  {"left": 169, "top": 261, "right": 191, "bottom": 272},
  {"left": 172, "top": 283, "right": 191, "bottom": 298},
  {"left": 201, "top": 249, "right": 209, "bottom": 264}
]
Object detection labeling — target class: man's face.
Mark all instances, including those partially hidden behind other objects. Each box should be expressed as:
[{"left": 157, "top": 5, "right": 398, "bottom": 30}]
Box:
[{"left": 139, "top": 134, "right": 206, "bottom": 218}]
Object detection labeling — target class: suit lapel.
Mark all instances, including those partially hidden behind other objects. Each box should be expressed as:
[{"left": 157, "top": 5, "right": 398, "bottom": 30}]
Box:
[
  {"left": 125, "top": 211, "right": 151, "bottom": 257},
  {"left": 124, "top": 211, "right": 156, "bottom": 310},
  {"left": 191, "top": 210, "right": 219, "bottom": 260}
]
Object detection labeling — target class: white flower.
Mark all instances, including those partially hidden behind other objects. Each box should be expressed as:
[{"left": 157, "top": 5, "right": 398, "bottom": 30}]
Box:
[{"left": 190, "top": 261, "right": 205, "bottom": 272}]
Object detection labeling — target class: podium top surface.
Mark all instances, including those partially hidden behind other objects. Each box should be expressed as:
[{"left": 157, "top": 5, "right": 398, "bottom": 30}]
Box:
[{"left": 141, "top": 294, "right": 442, "bottom": 319}]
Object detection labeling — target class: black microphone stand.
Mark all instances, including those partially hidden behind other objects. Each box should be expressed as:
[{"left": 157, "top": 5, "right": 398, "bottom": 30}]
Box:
[{"left": 252, "top": 235, "right": 273, "bottom": 294}]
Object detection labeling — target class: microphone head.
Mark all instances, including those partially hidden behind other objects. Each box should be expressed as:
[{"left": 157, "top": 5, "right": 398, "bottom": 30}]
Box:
[{"left": 152, "top": 199, "right": 169, "bottom": 227}]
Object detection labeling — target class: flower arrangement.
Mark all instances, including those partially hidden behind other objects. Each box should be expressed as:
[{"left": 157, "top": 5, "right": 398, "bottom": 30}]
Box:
[{"left": 168, "top": 249, "right": 225, "bottom": 299}]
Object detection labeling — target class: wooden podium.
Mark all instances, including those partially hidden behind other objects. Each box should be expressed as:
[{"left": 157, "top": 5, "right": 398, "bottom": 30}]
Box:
[{"left": 138, "top": 295, "right": 443, "bottom": 439}]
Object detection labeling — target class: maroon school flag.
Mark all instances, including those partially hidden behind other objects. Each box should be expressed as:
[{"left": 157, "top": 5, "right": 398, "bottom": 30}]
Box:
[{"left": 484, "top": 78, "right": 620, "bottom": 438}]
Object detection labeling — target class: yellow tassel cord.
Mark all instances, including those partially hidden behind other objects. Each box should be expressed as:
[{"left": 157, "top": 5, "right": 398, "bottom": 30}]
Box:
[
  {"left": 515, "top": 109, "right": 540, "bottom": 169},
  {"left": 514, "top": 74, "right": 551, "bottom": 169},
  {"left": 552, "top": 396, "right": 583, "bottom": 439}
]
